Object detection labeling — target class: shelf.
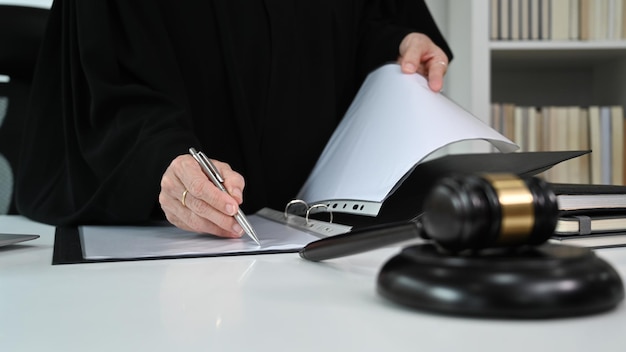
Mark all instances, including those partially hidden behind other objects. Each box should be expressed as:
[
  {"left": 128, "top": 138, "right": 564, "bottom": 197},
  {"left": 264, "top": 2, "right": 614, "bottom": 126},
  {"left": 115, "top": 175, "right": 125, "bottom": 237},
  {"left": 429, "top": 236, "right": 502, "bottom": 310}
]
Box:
[
  {"left": 490, "top": 39, "right": 626, "bottom": 107},
  {"left": 491, "top": 40, "right": 626, "bottom": 50},
  {"left": 491, "top": 41, "right": 626, "bottom": 70},
  {"left": 442, "top": 0, "right": 626, "bottom": 185}
]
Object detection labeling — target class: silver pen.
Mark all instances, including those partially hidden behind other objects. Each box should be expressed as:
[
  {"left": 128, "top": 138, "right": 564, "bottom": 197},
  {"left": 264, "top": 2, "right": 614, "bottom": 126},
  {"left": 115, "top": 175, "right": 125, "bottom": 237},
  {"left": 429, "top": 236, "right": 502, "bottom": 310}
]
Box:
[{"left": 189, "top": 147, "right": 261, "bottom": 245}]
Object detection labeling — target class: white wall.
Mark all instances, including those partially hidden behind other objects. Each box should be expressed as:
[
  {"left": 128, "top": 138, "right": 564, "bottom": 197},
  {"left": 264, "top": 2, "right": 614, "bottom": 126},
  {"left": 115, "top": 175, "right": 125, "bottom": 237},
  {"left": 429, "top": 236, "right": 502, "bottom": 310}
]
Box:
[
  {"left": 425, "top": 0, "right": 449, "bottom": 38},
  {"left": 0, "top": 0, "right": 51, "bottom": 8}
]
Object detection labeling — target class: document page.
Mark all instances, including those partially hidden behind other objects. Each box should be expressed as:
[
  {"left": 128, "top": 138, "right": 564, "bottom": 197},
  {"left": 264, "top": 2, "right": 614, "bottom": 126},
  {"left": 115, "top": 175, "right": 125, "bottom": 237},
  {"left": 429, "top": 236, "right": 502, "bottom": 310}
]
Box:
[
  {"left": 79, "top": 213, "right": 321, "bottom": 260},
  {"left": 297, "top": 63, "right": 518, "bottom": 211}
]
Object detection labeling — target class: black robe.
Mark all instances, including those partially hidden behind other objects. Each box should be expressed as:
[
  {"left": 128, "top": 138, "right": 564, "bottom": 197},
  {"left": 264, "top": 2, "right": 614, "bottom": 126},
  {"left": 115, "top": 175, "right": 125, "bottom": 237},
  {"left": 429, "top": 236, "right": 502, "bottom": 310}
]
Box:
[{"left": 15, "top": 0, "right": 452, "bottom": 225}]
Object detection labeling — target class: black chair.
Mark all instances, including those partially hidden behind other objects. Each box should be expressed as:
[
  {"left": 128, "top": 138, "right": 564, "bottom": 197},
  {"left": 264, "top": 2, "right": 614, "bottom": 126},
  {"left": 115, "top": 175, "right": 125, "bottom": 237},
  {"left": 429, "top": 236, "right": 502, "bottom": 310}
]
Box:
[{"left": 0, "top": 5, "right": 49, "bottom": 214}]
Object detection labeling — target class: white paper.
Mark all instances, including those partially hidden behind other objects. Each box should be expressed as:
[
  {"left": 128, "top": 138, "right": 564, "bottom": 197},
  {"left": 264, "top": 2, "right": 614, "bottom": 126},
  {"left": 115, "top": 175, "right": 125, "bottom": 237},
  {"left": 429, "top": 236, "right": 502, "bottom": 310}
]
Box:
[
  {"left": 297, "top": 63, "right": 518, "bottom": 208},
  {"left": 79, "top": 213, "right": 321, "bottom": 260}
]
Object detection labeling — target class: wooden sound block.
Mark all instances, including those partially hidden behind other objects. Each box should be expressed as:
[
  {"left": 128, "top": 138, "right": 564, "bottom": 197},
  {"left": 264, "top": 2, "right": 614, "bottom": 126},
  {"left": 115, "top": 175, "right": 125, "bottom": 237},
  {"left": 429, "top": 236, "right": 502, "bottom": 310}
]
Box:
[{"left": 377, "top": 243, "right": 624, "bottom": 319}]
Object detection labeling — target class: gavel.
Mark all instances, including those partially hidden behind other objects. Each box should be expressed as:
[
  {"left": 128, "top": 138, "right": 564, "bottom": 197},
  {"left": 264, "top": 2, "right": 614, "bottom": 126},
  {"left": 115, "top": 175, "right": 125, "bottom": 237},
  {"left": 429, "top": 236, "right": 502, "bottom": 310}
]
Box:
[{"left": 299, "top": 173, "right": 559, "bottom": 261}]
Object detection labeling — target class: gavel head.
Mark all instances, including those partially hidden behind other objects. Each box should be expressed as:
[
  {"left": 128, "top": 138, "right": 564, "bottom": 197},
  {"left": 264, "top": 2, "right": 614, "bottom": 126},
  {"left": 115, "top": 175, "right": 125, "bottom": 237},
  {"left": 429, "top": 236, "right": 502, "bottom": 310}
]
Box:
[{"left": 421, "top": 173, "right": 559, "bottom": 252}]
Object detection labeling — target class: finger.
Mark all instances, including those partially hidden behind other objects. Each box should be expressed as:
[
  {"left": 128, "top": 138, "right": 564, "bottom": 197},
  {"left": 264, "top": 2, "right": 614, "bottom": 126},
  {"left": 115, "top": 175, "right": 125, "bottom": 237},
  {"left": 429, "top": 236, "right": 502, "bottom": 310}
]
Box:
[
  {"left": 426, "top": 59, "right": 447, "bottom": 92},
  {"left": 182, "top": 175, "right": 243, "bottom": 236},
  {"left": 177, "top": 188, "right": 244, "bottom": 236},
  {"left": 398, "top": 49, "right": 421, "bottom": 74},
  {"left": 165, "top": 205, "right": 242, "bottom": 238},
  {"left": 159, "top": 159, "right": 189, "bottom": 211},
  {"left": 398, "top": 33, "right": 428, "bottom": 74},
  {"left": 400, "top": 55, "right": 446, "bottom": 92},
  {"left": 210, "top": 159, "right": 246, "bottom": 204},
  {"left": 398, "top": 32, "right": 449, "bottom": 92},
  {"left": 175, "top": 155, "right": 240, "bottom": 217}
]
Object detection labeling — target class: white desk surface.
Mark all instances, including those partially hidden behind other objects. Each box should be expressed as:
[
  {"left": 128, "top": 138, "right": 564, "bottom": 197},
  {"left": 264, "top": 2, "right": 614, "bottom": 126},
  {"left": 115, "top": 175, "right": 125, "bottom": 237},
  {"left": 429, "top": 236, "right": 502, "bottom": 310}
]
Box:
[{"left": 1, "top": 215, "right": 626, "bottom": 352}]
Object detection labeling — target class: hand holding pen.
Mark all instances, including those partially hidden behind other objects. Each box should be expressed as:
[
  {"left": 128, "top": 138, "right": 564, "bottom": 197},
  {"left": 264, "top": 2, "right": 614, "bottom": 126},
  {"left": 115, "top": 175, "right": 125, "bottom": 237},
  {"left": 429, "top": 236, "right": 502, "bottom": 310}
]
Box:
[
  {"left": 158, "top": 148, "right": 259, "bottom": 244},
  {"left": 188, "top": 148, "right": 260, "bottom": 244}
]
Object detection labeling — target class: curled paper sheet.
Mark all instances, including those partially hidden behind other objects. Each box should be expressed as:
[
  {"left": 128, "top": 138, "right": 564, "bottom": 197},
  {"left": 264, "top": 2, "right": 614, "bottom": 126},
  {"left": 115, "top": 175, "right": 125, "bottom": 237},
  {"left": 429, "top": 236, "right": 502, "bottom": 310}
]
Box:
[{"left": 297, "top": 64, "right": 518, "bottom": 216}]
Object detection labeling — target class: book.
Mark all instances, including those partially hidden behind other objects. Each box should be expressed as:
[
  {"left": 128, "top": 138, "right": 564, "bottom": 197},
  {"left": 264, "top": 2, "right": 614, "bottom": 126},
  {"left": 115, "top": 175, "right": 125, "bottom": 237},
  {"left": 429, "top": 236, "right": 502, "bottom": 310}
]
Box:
[
  {"left": 566, "top": 106, "right": 589, "bottom": 184},
  {"left": 526, "top": 106, "right": 542, "bottom": 152},
  {"left": 514, "top": 106, "right": 527, "bottom": 150},
  {"left": 588, "top": 106, "right": 603, "bottom": 184},
  {"left": 550, "top": 182, "right": 626, "bottom": 214},
  {"left": 579, "top": 0, "right": 591, "bottom": 40},
  {"left": 555, "top": 214, "right": 626, "bottom": 235},
  {"left": 620, "top": 0, "right": 626, "bottom": 39},
  {"left": 551, "top": 232, "right": 626, "bottom": 248},
  {"left": 552, "top": 106, "right": 570, "bottom": 183},
  {"left": 611, "top": 105, "right": 624, "bottom": 184},
  {"left": 491, "top": 0, "right": 500, "bottom": 40},
  {"left": 521, "top": 0, "right": 530, "bottom": 39},
  {"left": 491, "top": 103, "right": 502, "bottom": 133},
  {"left": 552, "top": 0, "right": 571, "bottom": 40},
  {"left": 600, "top": 106, "right": 613, "bottom": 184},
  {"left": 511, "top": 0, "right": 521, "bottom": 39},
  {"left": 500, "top": 0, "right": 510, "bottom": 40},
  {"left": 610, "top": 0, "right": 623, "bottom": 39},
  {"left": 592, "top": 0, "right": 609, "bottom": 40},
  {"left": 569, "top": 0, "right": 580, "bottom": 40},
  {"left": 540, "top": 0, "right": 551, "bottom": 39},
  {"left": 530, "top": 0, "right": 541, "bottom": 39},
  {"left": 503, "top": 103, "right": 516, "bottom": 141},
  {"left": 577, "top": 107, "right": 591, "bottom": 184}
]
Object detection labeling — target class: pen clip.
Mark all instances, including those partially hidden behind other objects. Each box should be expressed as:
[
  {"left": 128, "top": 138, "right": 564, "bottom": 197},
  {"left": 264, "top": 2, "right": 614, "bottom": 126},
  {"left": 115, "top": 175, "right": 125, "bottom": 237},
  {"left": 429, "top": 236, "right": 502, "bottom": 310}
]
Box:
[
  {"left": 199, "top": 151, "right": 224, "bottom": 183},
  {"left": 189, "top": 147, "right": 224, "bottom": 186}
]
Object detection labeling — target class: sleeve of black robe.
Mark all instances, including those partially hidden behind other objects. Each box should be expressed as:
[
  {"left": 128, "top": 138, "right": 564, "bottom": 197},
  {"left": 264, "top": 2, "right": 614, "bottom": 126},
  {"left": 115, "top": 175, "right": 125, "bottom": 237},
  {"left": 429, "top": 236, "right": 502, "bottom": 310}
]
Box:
[
  {"left": 15, "top": 0, "right": 452, "bottom": 226},
  {"left": 16, "top": 0, "right": 201, "bottom": 224}
]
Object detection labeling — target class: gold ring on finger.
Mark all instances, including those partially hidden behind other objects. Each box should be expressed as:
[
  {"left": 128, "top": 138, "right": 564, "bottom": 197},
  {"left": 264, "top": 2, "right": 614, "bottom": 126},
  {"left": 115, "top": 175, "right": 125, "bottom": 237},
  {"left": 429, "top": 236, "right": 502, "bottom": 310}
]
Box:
[{"left": 181, "top": 189, "right": 189, "bottom": 208}]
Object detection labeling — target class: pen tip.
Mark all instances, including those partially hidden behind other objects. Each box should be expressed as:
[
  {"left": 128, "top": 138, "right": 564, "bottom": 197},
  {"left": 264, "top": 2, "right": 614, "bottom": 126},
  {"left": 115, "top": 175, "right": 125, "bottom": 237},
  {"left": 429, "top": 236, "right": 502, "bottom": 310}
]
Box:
[{"left": 247, "top": 232, "right": 261, "bottom": 246}]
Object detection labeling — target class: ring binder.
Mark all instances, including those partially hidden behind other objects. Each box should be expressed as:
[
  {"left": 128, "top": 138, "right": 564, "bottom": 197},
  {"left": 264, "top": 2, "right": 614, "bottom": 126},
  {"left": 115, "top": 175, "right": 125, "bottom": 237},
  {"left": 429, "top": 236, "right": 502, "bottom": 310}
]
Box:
[
  {"left": 289, "top": 65, "right": 588, "bottom": 224},
  {"left": 284, "top": 199, "right": 334, "bottom": 226},
  {"left": 258, "top": 207, "right": 351, "bottom": 238}
]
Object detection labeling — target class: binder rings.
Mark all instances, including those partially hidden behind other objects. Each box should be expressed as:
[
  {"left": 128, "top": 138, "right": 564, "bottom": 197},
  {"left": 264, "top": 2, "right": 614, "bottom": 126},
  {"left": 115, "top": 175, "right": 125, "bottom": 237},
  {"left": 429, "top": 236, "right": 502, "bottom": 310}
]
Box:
[{"left": 296, "top": 150, "right": 590, "bottom": 229}]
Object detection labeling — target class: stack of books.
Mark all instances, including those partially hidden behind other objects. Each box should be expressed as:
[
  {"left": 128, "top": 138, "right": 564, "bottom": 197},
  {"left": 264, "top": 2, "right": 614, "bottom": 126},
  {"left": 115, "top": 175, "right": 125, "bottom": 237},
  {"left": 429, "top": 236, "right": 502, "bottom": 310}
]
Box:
[
  {"left": 490, "top": 0, "right": 626, "bottom": 41},
  {"left": 550, "top": 182, "right": 626, "bottom": 248},
  {"left": 491, "top": 103, "right": 625, "bottom": 185}
]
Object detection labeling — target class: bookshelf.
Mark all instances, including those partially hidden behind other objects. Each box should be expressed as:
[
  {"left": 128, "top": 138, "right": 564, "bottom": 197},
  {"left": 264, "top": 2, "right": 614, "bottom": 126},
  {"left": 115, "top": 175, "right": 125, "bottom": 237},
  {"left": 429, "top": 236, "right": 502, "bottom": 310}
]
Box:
[{"left": 442, "top": 0, "right": 626, "bottom": 185}]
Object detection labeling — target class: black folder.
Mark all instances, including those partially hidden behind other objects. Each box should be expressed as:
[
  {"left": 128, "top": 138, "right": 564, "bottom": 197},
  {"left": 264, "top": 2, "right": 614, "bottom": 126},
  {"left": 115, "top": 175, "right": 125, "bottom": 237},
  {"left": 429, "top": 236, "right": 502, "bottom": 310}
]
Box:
[
  {"left": 53, "top": 150, "right": 589, "bottom": 265},
  {"left": 333, "top": 150, "right": 590, "bottom": 227}
]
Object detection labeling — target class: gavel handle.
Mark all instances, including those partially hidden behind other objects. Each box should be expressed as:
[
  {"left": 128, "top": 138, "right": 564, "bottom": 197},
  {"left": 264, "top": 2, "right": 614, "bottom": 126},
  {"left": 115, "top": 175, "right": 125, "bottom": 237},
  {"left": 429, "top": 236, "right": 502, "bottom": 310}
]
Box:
[{"left": 299, "top": 220, "right": 423, "bottom": 262}]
